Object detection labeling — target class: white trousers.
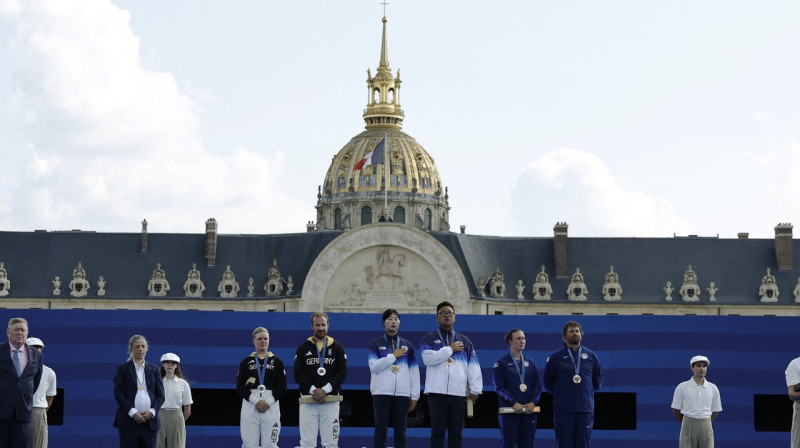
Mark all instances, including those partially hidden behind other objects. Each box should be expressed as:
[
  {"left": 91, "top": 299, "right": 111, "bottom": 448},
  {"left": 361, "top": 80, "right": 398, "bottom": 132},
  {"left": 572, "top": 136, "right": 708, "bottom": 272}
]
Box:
[
  {"left": 792, "top": 401, "right": 800, "bottom": 448},
  {"left": 298, "top": 399, "right": 340, "bottom": 448},
  {"left": 241, "top": 390, "right": 281, "bottom": 448}
]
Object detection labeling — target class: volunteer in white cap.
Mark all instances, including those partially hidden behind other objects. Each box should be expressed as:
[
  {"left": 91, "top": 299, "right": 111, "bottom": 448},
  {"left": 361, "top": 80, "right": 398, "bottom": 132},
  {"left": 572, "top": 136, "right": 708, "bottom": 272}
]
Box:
[
  {"left": 671, "top": 355, "right": 722, "bottom": 448},
  {"left": 156, "top": 352, "right": 192, "bottom": 448},
  {"left": 26, "top": 337, "right": 56, "bottom": 448}
]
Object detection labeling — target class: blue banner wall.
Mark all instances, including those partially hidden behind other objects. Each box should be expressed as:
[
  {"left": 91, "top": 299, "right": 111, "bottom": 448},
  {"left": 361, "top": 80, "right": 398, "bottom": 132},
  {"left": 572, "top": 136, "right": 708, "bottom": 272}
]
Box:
[{"left": 1, "top": 309, "right": 794, "bottom": 447}]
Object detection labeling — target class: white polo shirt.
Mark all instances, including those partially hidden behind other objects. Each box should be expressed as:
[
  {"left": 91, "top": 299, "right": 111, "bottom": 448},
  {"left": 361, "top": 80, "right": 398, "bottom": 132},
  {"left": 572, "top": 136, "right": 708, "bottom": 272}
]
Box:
[
  {"left": 671, "top": 377, "right": 722, "bottom": 419},
  {"left": 33, "top": 365, "right": 57, "bottom": 408}
]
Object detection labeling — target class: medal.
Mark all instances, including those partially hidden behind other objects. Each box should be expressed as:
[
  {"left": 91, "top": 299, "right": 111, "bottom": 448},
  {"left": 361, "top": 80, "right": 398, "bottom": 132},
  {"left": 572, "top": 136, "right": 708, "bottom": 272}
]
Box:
[
  {"left": 257, "top": 384, "right": 266, "bottom": 397},
  {"left": 447, "top": 357, "right": 455, "bottom": 366},
  {"left": 138, "top": 384, "right": 145, "bottom": 391},
  {"left": 391, "top": 365, "right": 400, "bottom": 374},
  {"left": 316, "top": 338, "right": 329, "bottom": 377},
  {"left": 519, "top": 384, "right": 527, "bottom": 392},
  {"left": 567, "top": 347, "right": 584, "bottom": 385}
]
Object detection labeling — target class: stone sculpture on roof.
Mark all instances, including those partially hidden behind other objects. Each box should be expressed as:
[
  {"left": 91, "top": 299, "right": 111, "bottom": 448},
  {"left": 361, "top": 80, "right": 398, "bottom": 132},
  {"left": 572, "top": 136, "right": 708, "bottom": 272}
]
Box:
[
  {"left": 532, "top": 266, "right": 553, "bottom": 301},
  {"left": 218, "top": 265, "right": 240, "bottom": 298},
  {"left": 707, "top": 282, "right": 718, "bottom": 302},
  {"left": 264, "top": 258, "right": 284, "bottom": 296},
  {"left": 148, "top": 263, "right": 170, "bottom": 297},
  {"left": 69, "top": 262, "right": 90, "bottom": 298},
  {"left": 601, "top": 265, "right": 622, "bottom": 301},
  {"left": 97, "top": 276, "right": 106, "bottom": 296},
  {"left": 515, "top": 280, "right": 525, "bottom": 300},
  {"left": 794, "top": 278, "right": 800, "bottom": 303},
  {"left": 183, "top": 263, "right": 205, "bottom": 298},
  {"left": 679, "top": 265, "right": 700, "bottom": 302},
  {"left": 663, "top": 281, "right": 674, "bottom": 301},
  {"left": 0, "top": 262, "right": 9, "bottom": 297},
  {"left": 567, "top": 268, "right": 588, "bottom": 301},
  {"left": 759, "top": 268, "right": 779, "bottom": 303},
  {"left": 489, "top": 268, "right": 506, "bottom": 299}
]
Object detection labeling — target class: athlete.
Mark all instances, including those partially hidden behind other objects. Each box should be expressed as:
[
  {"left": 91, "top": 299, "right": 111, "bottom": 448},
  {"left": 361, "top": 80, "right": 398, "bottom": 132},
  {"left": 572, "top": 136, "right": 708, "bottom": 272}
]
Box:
[
  {"left": 237, "top": 327, "right": 287, "bottom": 448},
  {"left": 294, "top": 312, "right": 348, "bottom": 448}
]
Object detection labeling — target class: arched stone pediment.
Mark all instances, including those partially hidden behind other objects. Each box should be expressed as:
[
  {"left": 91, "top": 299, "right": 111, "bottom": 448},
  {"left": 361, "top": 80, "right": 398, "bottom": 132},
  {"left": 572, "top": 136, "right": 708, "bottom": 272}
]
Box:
[{"left": 301, "top": 223, "right": 469, "bottom": 313}]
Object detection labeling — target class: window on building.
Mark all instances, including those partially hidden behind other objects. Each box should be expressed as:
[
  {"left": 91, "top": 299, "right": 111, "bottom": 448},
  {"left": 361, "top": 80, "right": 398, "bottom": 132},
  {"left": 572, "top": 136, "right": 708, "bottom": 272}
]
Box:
[
  {"left": 334, "top": 208, "right": 342, "bottom": 230},
  {"left": 393, "top": 206, "right": 405, "bottom": 224},
  {"left": 424, "top": 208, "right": 432, "bottom": 230},
  {"left": 361, "top": 206, "right": 372, "bottom": 225}
]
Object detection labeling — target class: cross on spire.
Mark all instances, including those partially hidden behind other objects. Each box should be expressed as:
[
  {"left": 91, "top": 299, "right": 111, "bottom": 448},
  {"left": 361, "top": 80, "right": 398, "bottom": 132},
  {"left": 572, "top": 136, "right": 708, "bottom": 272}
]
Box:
[{"left": 381, "top": 0, "right": 389, "bottom": 17}]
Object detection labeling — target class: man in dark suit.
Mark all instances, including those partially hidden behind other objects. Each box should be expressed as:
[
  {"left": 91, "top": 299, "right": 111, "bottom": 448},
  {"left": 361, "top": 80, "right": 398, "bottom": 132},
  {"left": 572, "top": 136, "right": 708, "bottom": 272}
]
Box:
[
  {"left": 0, "top": 317, "right": 43, "bottom": 448},
  {"left": 113, "top": 335, "right": 165, "bottom": 448}
]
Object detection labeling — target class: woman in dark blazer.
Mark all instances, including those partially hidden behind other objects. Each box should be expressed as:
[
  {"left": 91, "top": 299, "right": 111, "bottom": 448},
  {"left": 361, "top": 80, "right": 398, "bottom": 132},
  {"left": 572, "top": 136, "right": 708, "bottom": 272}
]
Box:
[{"left": 113, "top": 335, "right": 165, "bottom": 448}]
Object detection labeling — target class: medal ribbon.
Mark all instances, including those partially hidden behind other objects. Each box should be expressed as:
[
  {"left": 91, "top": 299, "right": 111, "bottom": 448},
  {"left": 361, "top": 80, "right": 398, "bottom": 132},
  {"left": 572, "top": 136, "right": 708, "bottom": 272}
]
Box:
[
  {"left": 256, "top": 354, "right": 267, "bottom": 385},
  {"left": 385, "top": 334, "right": 398, "bottom": 366},
  {"left": 438, "top": 329, "right": 451, "bottom": 348},
  {"left": 512, "top": 352, "right": 526, "bottom": 386},
  {"left": 317, "top": 338, "right": 329, "bottom": 372},
  {"left": 567, "top": 346, "right": 583, "bottom": 378}
]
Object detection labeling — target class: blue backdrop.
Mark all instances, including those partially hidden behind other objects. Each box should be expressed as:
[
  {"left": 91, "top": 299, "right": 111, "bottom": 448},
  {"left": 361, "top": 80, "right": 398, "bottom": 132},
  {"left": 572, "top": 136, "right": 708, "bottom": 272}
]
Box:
[{"left": 1, "top": 309, "right": 794, "bottom": 447}]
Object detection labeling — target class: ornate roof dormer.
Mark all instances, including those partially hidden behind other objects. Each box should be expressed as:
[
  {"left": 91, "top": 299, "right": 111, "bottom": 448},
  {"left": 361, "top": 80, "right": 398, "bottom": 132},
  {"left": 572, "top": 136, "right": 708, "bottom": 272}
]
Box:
[{"left": 363, "top": 16, "right": 404, "bottom": 130}]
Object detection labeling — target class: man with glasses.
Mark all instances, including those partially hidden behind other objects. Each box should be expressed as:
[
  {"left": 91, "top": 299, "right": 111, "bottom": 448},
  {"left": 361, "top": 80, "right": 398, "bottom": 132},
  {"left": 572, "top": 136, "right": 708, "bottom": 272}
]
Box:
[{"left": 420, "top": 302, "right": 483, "bottom": 448}]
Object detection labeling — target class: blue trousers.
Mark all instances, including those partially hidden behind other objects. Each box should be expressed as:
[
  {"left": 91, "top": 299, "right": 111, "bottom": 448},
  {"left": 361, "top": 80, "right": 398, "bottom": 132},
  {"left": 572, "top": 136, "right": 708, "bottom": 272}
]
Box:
[
  {"left": 372, "top": 395, "right": 410, "bottom": 448},
  {"left": 499, "top": 412, "right": 537, "bottom": 448},
  {"left": 427, "top": 394, "right": 466, "bottom": 448},
  {"left": 553, "top": 412, "right": 592, "bottom": 448}
]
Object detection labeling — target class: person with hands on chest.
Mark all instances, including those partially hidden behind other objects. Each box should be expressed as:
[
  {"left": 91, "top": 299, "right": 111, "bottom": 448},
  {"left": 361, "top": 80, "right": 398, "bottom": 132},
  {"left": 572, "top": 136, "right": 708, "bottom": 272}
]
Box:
[
  {"left": 237, "top": 327, "right": 286, "bottom": 448},
  {"left": 493, "top": 329, "right": 543, "bottom": 448},
  {"left": 420, "top": 301, "right": 483, "bottom": 448},
  {"left": 543, "top": 321, "right": 602, "bottom": 448},
  {"left": 113, "top": 335, "right": 165, "bottom": 448},
  {"left": 368, "top": 309, "right": 421, "bottom": 448},
  {"left": 293, "top": 312, "right": 347, "bottom": 448}
]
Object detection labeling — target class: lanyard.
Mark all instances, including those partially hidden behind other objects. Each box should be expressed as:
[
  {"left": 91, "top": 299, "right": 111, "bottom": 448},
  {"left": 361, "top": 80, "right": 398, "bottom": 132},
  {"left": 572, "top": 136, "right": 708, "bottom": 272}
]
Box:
[
  {"left": 384, "top": 334, "right": 399, "bottom": 364},
  {"left": 512, "top": 352, "right": 525, "bottom": 384},
  {"left": 567, "top": 346, "right": 583, "bottom": 376},
  {"left": 438, "top": 329, "right": 452, "bottom": 347},
  {"left": 317, "top": 338, "right": 329, "bottom": 370},
  {"left": 256, "top": 354, "right": 268, "bottom": 385}
]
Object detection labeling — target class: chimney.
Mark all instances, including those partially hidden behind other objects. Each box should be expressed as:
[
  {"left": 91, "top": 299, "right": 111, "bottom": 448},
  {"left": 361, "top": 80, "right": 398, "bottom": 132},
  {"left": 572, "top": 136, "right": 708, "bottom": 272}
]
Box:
[
  {"left": 554, "top": 222, "right": 569, "bottom": 278},
  {"left": 460, "top": 225, "right": 466, "bottom": 234},
  {"left": 775, "top": 223, "right": 793, "bottom": 271},
  {"left": 141, "top": 219, "right": 148, "bottom": 253},
  {"left": 205, "top": 218, "right": 218, "bottom": 267},
  {"left": 306, "top": 221, "right": 316, "bottom": 233},
  {"left": 737, "top": 232, "right": 749, "bottom": 239}
]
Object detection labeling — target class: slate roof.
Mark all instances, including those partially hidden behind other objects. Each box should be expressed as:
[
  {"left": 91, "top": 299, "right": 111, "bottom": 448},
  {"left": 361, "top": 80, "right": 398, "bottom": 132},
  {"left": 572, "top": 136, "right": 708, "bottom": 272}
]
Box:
[{"left": 0, "top": 228, "right": 797, "bottom": 306}]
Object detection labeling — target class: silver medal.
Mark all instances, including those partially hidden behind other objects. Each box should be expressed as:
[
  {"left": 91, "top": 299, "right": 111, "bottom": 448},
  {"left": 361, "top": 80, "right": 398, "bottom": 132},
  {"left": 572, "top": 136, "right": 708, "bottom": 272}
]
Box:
[
  {"left": 519, "top": 384, "right": 528, "bottom": 392},
  {"left": 573, "top": 374, "right": 582, "bottom": 384},
  {"left": 257, "top": 384, "right": 266, "bottom": 397},
  {"left": 317, "top": 367, "right": 327, "bottom": 376}
]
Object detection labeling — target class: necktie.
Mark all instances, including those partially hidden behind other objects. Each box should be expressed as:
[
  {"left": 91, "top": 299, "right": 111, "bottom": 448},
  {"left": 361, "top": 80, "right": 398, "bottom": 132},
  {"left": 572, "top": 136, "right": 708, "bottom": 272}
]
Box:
[{"left": 12, "top": 349, "right": 21, "bottom": 376}]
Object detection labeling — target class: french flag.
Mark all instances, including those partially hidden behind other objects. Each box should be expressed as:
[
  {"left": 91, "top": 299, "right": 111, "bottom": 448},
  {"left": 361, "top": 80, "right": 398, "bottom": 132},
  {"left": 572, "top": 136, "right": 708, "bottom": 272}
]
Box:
[{"left": 353, "top": 138, "right": 385, "bottom": 171}]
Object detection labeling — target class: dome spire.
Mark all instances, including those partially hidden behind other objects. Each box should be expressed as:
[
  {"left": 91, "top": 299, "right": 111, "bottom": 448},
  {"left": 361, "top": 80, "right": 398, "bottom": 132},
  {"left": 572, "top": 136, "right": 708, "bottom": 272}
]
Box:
[{"left": 363, "top": 14, "right": 404, "bottom": 129}]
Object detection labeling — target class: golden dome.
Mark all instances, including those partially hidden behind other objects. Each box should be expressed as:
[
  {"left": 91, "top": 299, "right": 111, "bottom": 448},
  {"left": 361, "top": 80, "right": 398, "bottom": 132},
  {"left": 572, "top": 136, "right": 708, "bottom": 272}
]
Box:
[{"left": 315, "top": 16, "right": 449, "bottom": 231}]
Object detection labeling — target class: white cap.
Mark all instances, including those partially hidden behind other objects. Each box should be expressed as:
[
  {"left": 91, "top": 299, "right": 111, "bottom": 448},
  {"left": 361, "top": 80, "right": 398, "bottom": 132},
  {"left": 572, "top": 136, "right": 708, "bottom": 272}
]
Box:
[
  {"left": 160, "top": 352, "right": 181, "bottom": 363},
  {"left": 690, "top": 355, "right": 709, "bottom": 367},
  {"left": 26, "top": 337, "right": 44, "bottom": 348}
]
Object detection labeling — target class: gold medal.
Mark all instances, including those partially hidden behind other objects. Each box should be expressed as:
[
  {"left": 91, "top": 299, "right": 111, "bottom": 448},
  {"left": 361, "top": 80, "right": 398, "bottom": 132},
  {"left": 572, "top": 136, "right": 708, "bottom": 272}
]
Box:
[
  {"left": 391, "top": 365, "right": 400, "bottom": 374},
  {"left": 519, "top": 384, "right": 527, "bottom": 392},
  {"left": 447, "top": 357, "right": 455, "bottom": 366},
  {"left": 138, "top": 384, "right": 146, "bottom": 391}
]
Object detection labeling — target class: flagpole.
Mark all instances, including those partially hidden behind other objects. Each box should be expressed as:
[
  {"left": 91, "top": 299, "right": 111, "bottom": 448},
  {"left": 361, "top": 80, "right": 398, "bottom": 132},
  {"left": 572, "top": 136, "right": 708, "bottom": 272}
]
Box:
[{"left": 383, "top": 133, "right": 389, "bottom": 217}]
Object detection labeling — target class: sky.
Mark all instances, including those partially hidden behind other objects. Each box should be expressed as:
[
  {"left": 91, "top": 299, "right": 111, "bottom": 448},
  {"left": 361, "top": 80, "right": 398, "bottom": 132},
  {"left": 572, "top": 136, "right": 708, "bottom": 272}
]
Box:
[{"left": 0, "top": 1, "right": 799, "bottom": 238}]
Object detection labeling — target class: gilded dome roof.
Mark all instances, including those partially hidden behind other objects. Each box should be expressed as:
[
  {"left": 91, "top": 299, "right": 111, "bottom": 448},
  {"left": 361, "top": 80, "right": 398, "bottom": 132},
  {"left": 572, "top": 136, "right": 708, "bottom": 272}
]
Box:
[{"left": 322, "top": 128, "right": 443, "bottom": 198}]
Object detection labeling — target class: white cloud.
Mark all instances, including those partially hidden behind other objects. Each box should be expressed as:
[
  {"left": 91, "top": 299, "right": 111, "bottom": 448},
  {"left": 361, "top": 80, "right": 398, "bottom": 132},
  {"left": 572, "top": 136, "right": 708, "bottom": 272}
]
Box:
[
  {"left": 1, "top": 0, "right": 307, "bottom": 233},
  {"left": 512, "top": 148, "right": 690, "bottom": 237}
]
